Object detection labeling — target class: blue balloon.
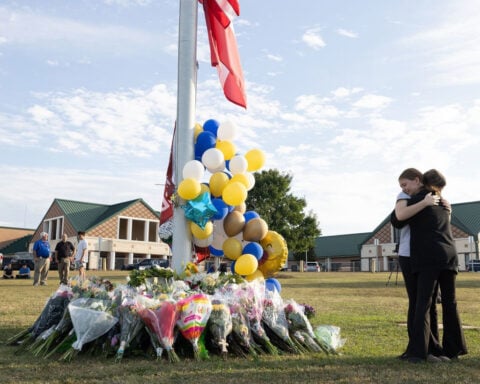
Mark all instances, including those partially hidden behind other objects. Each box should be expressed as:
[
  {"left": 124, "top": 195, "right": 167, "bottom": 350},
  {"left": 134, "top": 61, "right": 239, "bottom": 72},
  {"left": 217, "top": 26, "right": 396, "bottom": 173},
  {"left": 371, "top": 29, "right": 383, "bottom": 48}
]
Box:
[
  {"left": 203, "top": 119, "right": 220, "bottom": 137},
  {"left": 195, "top": 131, "right": 216, "bottom": 159},
  {"left": 209, "top": 245, "right": 224, "bottom": 257},
  {"left": 183, "top": 192, "right": 218, "bottom": 229},
  {"left": 265, "top": 278, "right": 281, "bottom": 293},
  {"left": 230, "top": 260, "right": 236, "bottom": 273},
  {"left": 242, "top": 242, "right": 263, "bottom": 260},
  {"left": 244, "top": 210, "right": 260, "bottom": 223},
  {"left": 211, "top": 198, "right": 229, "bottom": 221}
]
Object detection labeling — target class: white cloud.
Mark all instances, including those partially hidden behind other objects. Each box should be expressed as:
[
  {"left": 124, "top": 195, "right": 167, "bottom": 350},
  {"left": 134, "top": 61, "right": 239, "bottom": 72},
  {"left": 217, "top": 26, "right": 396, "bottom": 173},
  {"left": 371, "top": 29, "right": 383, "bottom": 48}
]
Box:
[
  {"left": 352, "top": 94, "right": 392, "bottom": 110},
  {"left": 402, "top": 0, "right": 480, "bottom": 86},
  {"left": 337, "top": 28, "right": 358, "bottom": 38},
  {"left": 266, "top": 53, "right": 283, "bottom": 62},
  {"left": 0, "top": 6, "right": 162, "bottom": 54},
  {"left": 302, "top": 27, "right": 326, "bottom": 50}
]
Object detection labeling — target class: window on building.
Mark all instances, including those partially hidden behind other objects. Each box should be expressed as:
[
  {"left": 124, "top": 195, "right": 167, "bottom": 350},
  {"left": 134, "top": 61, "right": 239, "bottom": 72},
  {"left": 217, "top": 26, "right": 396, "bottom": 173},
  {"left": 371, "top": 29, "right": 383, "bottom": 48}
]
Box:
[
  {"left": 132, "top": 220, "right": 145, "bottom": 241},
  {"left": 119, "top": 218, "right": 128, "bottom": 240},
  {"left": 148, "top": 221, "right": 157, "bottom": 242},
  {"left": 43, "top": 216, "right": 64, "bottom": 240},
  {"left": 118, "top": 217, "right": 159, "bottom": 241}
]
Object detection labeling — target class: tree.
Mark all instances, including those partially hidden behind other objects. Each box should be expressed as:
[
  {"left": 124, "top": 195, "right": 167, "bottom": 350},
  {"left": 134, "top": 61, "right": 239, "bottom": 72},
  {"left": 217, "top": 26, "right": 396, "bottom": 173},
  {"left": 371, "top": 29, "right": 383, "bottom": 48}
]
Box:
[{"left": 246, "top": 169, "right": 321, "bottom": 260}]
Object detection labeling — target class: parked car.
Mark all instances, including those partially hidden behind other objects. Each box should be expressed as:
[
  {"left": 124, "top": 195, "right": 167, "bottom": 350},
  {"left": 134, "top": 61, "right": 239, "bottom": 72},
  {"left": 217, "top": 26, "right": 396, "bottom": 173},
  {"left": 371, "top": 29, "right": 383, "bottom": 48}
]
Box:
[
  {"left": 8, "top": 253, "right": 35, "bottom": 271},
  {"left": 305, "top": 261, "right": 321, "bottom": 272},
  {"left": 466, "top": 260, "right": 480, "bottom": 272},
  {"left": 121, "top": 258, "right": 170, "bottom": 271}
]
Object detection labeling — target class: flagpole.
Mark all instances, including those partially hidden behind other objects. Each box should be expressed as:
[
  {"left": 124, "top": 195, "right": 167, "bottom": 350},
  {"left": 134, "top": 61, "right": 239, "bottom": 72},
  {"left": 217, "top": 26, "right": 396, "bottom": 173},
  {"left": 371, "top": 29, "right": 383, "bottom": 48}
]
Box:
[{"left": 172, "top": 0, "right": 198, "bottom": 273}]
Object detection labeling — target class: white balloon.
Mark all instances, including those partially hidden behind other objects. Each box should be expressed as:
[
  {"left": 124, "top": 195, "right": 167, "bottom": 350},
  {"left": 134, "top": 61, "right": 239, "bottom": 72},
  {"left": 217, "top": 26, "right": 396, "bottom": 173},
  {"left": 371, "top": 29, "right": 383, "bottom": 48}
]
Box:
[
  {"left": 217, "top": 120, "right": 237, "bottom": 141},
  {"left": 229, "top": 155, "right": 248, "bottom": 174},
  {"left": 207, "top": 161, "right": 226, "bottom": 174},
  {"left": 246, "top": 172, "right": 256, "bottom": 191},
  {"left": 183, "top": 160, "right": 205, "bottom": 180},
  {"left": 202, "top": 148, "right": 224, "bottom": 170}
]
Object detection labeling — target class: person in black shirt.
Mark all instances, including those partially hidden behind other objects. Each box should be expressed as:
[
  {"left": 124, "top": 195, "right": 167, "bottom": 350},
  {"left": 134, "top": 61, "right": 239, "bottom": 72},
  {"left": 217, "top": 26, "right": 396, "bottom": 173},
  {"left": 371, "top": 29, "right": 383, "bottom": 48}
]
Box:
[
  {"left": 396, "top": 169, "right": 467, "bottom": 362},
  {"left": 54, "top": 234, "right": 75, "bottom": 285},
  {"left": 3, "top": 263, "right": 14, "bottom": 279}
]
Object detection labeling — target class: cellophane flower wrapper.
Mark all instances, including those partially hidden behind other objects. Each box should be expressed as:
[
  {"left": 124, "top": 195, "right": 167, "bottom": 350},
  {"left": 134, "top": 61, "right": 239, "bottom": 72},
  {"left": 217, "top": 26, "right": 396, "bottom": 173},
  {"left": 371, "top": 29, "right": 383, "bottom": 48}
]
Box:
[
  {"left": 207, "top": 296, "right": 233, "bottom": 356},
  {"left": 262, "top": 289, "right": 300, "bottom": 354},
  {"left": 115, "top": 298, "right": 144, "bottom": 362},
  {"left": 9, "top": 288, "right": 72, "bottom": 350},
  {"left": 30, "top": 305, "right": 73, "bottom": 357},
  {"left": 284, "top": 299, "right": 327, "bottom": 354},
  {"left": 176, "top": 292, "right": 212, "bottom": 360},
  {"left": 137, "top": 297, "right": 180, "bottom": 363},
  {"left": 69, "top": 297, "right": 118, "bottom": 352},
  {"left": 237, "top": 281, "right": 278, "bottom": 355},
  {"left": 314, "top": 325, "right": 346, "bottom": 354},
  {"left": 222, "top": 284, "right": 258, "bottom": 357}
]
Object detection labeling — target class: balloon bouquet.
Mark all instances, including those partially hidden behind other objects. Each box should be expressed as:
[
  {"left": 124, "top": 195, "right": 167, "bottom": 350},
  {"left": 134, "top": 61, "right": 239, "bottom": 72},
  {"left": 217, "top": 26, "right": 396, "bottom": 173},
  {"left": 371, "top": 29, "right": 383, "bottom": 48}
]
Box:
[{"left": 176, "top": 119, "right": 288, "bottom": 286}]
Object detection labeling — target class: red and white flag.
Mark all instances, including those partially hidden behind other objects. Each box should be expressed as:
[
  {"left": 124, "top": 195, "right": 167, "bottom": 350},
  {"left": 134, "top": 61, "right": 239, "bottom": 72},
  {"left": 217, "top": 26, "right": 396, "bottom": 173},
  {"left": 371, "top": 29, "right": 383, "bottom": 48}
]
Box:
[
  {"left": 160, "top": 127, "right": 175, "bottom": 225},
  {"left": 200, "top": 0, "right": 247, "bottom": 108}
]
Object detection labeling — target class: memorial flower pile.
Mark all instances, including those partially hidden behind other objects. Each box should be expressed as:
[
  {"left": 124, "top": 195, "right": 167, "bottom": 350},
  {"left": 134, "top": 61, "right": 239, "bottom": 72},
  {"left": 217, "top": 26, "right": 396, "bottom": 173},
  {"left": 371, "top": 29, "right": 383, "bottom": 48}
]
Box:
[{"left": 7, "top": 266, "right": 345, "bottom": 362}]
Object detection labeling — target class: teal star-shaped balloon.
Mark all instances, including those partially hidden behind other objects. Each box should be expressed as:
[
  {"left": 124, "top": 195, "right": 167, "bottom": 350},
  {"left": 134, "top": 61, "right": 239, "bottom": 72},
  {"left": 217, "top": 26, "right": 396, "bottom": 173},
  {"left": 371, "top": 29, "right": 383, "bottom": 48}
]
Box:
[{"left": 183, "top": 192, "right": 218, "bottom": 229}]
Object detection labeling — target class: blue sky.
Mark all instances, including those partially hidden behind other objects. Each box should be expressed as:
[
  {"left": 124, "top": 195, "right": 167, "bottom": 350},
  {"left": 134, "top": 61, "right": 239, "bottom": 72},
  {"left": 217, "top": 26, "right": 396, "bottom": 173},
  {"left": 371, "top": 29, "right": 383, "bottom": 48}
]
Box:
[{"left": 1, "top": 0, "right": 479, "bottom": 237}]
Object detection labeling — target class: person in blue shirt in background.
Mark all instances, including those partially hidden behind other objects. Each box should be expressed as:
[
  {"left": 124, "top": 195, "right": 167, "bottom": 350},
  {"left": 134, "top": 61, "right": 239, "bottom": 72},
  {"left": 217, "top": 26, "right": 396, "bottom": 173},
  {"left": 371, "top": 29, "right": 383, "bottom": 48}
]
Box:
[
  {"left": 16, "top": 263, "right": 31, "bottom": 279},
  {"left": 32, "top": 232, "right": 51, "bottom": 286}
]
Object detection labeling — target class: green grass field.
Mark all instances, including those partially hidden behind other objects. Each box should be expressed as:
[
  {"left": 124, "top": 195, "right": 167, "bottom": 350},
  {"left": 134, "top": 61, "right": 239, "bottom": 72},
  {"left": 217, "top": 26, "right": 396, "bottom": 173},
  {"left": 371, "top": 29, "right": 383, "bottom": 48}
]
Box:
[{"left": 1, "top": 271, "right": 479, "bottom": 384}]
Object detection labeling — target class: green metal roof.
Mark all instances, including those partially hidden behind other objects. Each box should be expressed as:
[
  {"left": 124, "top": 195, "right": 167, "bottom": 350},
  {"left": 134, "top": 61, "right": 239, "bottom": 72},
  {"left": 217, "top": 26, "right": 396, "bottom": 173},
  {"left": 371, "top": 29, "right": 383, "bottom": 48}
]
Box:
[
  {"left": 450, "top": 201, "right": 480, "bottom": 237},
  {"left": 55, "top": 198, "right": 159, "bottom": 232},
  {"left": 0, "top": 234, "right": 33, "bottom": 255},
  {"left": 314, "top": 232, "right": 371, "bottom": 258}
]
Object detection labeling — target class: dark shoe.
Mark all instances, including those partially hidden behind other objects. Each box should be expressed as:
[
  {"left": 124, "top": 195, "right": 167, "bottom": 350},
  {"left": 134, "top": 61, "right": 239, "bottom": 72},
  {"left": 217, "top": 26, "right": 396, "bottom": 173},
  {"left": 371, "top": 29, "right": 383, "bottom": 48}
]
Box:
[
  {"left": 40, "top": 282, "right": 47, "bottom": 286},
  {"left": 407, "top": 356, "right": 424, "bottom": 364},
  {"left": 397, "top": 352, "right": 409, "bottom": 360}
]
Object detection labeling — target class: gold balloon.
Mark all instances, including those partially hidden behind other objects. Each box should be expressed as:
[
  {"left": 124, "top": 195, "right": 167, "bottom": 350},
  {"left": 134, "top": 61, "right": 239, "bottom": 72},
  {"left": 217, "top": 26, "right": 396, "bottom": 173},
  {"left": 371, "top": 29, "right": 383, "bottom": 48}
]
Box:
[
  {"left": 258, "top": 231, "right": 288, "bottom": 278},
  {"left": 245, "top": 269, "right": 264, "bottom": 282},
  {"left": 190, "top": 221, "right": 213, "bottom": 240},
  {"left": 223, "top": 211, "right": 245, "bottom": 237},
  {"left": 243, "top": 218, "right": 268, "bottom": 242}
]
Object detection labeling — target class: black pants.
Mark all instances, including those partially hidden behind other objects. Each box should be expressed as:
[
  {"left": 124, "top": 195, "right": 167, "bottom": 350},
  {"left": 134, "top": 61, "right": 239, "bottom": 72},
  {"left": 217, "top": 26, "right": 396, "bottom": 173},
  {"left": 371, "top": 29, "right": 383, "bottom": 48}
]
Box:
[
  {"left": 409, "top": 268, "right": 467, "bottom": 359},
  {"left": 399, "top": 256, "right": 440, "bottom": 355}
]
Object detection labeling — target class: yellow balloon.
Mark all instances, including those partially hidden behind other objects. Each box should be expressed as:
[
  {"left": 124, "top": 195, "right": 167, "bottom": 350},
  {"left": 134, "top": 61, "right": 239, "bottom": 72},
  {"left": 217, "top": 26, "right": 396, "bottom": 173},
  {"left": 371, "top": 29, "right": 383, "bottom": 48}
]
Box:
[
  {"left": 194, "top": 123, "right": 203, "bottom": 141},
  {"left": 245, "top": 149, "right": 266, "bottom": 172},
  {"left": 216, "top": 140, "right": 236, "bottom": 160},
  {"left": 222, "top": 237, "right": 243, "bottom": 260},
  {"left": 229, "top": 173, "right": 249, "bottom": 189},
  {"left": 190, "top": 221, "right": 213, "bottom": 240},
  {"left": 222, "top": 181, "right": 247, "bottom": 206},
  {"left": 209, "top": 172, "right": 229, "bottom": 197},
  {"left": 178, "top": 178, "right": 201, "bottom": 200},
  {"left": 245, "top": 269, "right": 264, "bottom": 282},
  {"left": 234, "top": 254, "right": 258, "bottom": 276}
]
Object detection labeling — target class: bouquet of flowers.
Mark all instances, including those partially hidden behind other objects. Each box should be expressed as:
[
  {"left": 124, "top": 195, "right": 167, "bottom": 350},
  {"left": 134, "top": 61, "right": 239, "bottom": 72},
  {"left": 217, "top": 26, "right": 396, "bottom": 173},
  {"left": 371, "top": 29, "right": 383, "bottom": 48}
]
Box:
[
  {"left": 228, "top": 300, "right": 259, "bottom": 358},
  {"left": 314, "top": 325, "right": 346, "bottom": 354},
  {"left": 29, "top": 305, "right": 73, "bottom": 357},
  {"left": 8, "top": 288, "right": 71, "bottom": 351},
  {"left": 262, "top": 289, "right": 300, "bottom": 354},
  {"left": 115, "top": 297, "right": 145, "bottom": 362},
  {"left": 137, "top": 298, "right": 180, "bottom": 363},
  {"left": 207, "top": 297, "right": 232, "bottom": 358},
  {"left": 238, "top": 281, "right": 278, "bottom": 355},
  {"left": 284, "top": 299, "right": 327, "bottom": 354},
  {"left": 176, "top": 293, "right": 212, "bottom": 360},
  {"left": 61, "top": 297, "right": 118, "bottom": 361}
]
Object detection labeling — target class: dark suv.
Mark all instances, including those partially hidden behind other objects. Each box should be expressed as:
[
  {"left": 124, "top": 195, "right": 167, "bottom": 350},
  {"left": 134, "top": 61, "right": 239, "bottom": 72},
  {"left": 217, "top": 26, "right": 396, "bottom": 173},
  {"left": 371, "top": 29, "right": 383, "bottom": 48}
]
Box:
[{"left": 122, "top": 258, "right": 170, "bottom": 271}]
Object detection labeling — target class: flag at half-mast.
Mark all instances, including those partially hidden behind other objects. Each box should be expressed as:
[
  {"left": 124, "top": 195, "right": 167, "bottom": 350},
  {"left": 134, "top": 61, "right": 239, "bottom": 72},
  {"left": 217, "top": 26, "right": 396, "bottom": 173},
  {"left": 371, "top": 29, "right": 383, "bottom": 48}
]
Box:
[{"left": 201, "top": 0, "right": 247, "bottom": 108}]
